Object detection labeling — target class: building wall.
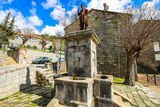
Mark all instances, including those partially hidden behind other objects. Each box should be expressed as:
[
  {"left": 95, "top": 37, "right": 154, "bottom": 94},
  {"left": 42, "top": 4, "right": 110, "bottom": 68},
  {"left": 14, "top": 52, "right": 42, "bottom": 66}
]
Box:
[
  {"left": 65, "top": 9, "right": 126, "bottom": 77},
  {"left": 138, "top": 42, "right": 159, "bottom": 73},
  {"left": 9, "top": 36, "right": 42, "bottom": 49},
  {"left": 9, "top": 36, "right": 52, "bottom": 50}
]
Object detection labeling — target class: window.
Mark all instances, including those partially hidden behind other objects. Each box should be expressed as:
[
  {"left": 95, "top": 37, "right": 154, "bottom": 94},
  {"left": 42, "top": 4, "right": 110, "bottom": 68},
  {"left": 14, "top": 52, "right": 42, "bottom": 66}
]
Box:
[
  {"left": 15, "top": 36, "right": 19, "bottom": 39},
  {"left": 153, "top": 42, "right": 160, "bottom": 52}
]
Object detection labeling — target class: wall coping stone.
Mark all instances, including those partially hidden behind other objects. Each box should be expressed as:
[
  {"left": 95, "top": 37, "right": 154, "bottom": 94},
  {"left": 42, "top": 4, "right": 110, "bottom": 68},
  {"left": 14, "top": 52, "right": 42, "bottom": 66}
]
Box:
[
  {"left": 64, "top": 29, "right": 101, "bottom": 44},
  {"left": 0, "top": 64, "right": 36, "bottom": 75}
]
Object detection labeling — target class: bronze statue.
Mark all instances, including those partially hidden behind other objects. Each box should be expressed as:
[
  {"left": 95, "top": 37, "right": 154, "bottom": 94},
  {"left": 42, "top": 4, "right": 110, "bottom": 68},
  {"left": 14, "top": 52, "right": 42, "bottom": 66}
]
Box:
[{"left": 78, "top": 4, "right": 89, "bottom": 30}]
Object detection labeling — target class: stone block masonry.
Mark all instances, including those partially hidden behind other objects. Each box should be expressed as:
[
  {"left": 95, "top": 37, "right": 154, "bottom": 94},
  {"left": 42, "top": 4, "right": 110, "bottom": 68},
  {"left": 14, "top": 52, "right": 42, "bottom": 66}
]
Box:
[
  {"left": 0, "top": 51, "right": 7, "bottom": 66},
  {"left": 0, "top": 64, "right": 36, "bottom": 99}
]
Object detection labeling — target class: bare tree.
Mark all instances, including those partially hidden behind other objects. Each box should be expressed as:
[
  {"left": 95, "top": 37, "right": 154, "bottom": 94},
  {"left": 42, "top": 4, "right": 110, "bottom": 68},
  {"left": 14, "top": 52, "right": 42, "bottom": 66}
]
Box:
[
  {"left": 19, "top": 28, "right": 34, "bottom": 46},
  {"left": 49, "top": 35, "right": 58, "bottom": 51},
  {"left": 40, "top": 34, "right": 50, "bottom": 51},
  {"left": 118, "top": 4, "right": 160, "bottom": 86}
]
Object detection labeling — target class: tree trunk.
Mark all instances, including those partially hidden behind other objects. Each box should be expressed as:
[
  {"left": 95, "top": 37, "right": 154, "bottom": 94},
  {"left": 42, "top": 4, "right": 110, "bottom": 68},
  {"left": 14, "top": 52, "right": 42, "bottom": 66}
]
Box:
[
  {"left": 22, "top": 41, "right": 25, "bottom": 46},
  {"left": 3, "top": 44, "right": 8, "bottom": 53},
  {"left": 124, "top": 53, "right": 136, "bottom": 86},
  {"left": 42, "top": 46, "right": 45, "bottom": 51},
  {"left": 135, "top": 58, "right": 138, "bottom": 81}
]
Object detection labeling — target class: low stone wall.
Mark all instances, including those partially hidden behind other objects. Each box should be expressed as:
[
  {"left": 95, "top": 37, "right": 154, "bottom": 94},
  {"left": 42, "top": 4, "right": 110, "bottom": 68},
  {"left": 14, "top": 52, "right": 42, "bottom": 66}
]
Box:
[
  {"left": 0, "top": 64, "right": 36, "bottom": 99},
  {"left": 0, "top": 51, "right": 7, "bottom": 66}
]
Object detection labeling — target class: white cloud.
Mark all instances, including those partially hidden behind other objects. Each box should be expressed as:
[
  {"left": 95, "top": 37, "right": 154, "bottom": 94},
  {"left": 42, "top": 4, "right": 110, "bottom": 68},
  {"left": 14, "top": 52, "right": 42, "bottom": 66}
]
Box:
[
  {"left": 142, "top": 0, "right": 160, "bottom": 8},
  {"left": 30, "top": 0, "right": 37, "bottom": 15},
  {"left": 30, "top": 8, "right": 36, "bottom": 15},
  {"left": 0, "top": 8, "right": 42, "bottom": 34},
  {"left": 41, "top": 0, "right": 59, "bottom": 9},
  {"left": 87, "top": 0, "right": 132, "bottom": 12},
  {"left": 1, "top": 0, "right": 14, "bottom": 5},
  {"left": 41, "top": 0, "right": 79, "bottom": 36},
  {"left": 82, "top": 0, "right": 87, "bottom": 3},
  {"left": 41, "top": 25, "right": 64, "bottom": 36},
  {"left": 67, "top": 5, "right": 78, "bottom": 18},
  {"left": 28, "top": 15, "right": 43, "bottom": 26},
  {"left": 51, "top": 5, "right": 78, "bottom": 25},
  {"left": 32, "top": 1, "right": 36, "bottom": 6},
  {"left": 132, "top": 0, "right": 160, "bottom": 21},
  {"left": 0, "top": 10, "right": 8, "bottom": 22},
  {"left": 48, "top": 4, "right": 78, "bottom": 35},
  {"left": 50, "top": 5, "right": 66, "bottom": 20},
  {"left": 7, "top": 0, "right": 14, "bottom": 3},
  {"left": 0, "top": 0, "right": 14, "bottom": 8}
]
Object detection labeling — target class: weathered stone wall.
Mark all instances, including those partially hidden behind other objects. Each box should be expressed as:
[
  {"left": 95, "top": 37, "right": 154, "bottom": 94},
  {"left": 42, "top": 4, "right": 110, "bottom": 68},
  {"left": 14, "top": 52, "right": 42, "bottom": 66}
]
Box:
[
  {"left": 0, "top": 51, "right": 7, "bottom": 66},
  {"left": 0, "top": 65, "right": 36, "bottom": 99},
  {"left": 65, "top": 9, "right": 126, "bottom": 77}
]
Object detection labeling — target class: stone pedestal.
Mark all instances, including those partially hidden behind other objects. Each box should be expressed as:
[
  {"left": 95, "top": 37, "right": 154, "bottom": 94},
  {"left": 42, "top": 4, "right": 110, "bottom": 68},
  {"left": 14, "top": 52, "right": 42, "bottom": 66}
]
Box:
[{"left": 65, "top": 29, "right": 101, "bottom": 78}]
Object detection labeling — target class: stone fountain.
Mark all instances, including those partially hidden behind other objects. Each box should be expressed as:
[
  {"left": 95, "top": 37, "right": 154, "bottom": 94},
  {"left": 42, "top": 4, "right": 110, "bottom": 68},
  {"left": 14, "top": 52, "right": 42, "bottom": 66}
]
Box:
[{"left": 47, "top": 29, "right": 121, "bottom": 107}]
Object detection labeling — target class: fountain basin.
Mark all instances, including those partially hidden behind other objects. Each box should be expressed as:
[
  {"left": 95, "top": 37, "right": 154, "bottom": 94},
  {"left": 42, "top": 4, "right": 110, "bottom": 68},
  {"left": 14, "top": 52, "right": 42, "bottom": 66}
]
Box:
[
  {"left": 93, "top": 75, "right": 113, "bottom": 100},
  {"left": 96, "top": 75, "right": 109, "bottom": 79},
  {"left": 54, "top": 76, "right": 94, "bottom": 107},
  {"left": 72, "top": 77, "right": 86, "bottom": 80}
]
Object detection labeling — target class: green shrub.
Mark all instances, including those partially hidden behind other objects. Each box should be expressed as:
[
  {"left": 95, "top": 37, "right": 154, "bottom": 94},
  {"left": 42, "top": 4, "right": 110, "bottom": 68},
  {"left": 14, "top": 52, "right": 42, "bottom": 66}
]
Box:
[
  {"left": 32, "top": 46, "right": 37, "bottom": 50},
  {"left": 26, "top": 45, "right": 31, "bottom": 49}
]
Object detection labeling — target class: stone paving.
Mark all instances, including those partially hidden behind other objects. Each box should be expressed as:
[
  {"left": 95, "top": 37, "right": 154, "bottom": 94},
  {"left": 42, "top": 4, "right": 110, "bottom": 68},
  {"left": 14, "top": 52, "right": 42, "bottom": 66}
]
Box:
[
  {"left": 113, "top": 82, "right": 160, "bottom": 107},
  {"left": 0, "top": 85, "right": 52, "bottom": 107}
]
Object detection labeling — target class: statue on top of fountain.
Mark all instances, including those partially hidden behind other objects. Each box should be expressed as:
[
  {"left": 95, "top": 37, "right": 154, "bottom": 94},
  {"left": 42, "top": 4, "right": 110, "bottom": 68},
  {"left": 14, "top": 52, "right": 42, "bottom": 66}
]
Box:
[{"left": 78, "top": 4, "right": 89, "bottom": 30}]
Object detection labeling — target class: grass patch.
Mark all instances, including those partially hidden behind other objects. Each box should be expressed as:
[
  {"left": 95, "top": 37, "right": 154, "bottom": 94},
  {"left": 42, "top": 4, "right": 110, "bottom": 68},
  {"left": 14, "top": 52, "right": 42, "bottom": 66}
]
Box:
[
  {"left": 113, "top": 77, "right": 125, "bottom": 84},
  {"left": 26, "top": 103, "right": 38, "bottom": 107},
  {"left": 0, "top": 92, "right": 21, "bottom": 101},
  {"left": 0, "top": 96, "right": 9, "bottom": 101}
]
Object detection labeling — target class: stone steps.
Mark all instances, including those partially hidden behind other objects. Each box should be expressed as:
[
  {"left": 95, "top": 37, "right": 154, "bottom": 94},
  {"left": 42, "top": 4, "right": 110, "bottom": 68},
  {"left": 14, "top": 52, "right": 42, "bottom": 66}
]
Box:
[
  {"left": 47, "top": 98, "right": 67, "bottom": 107},
  {"left": 114, "top": 95, "right": 132, "bottom": 107},
  {"left": 113, "top": 90, "right": 132, "bottom": 107},
  {"left": 124, "top": 102, "right": 132, "bottom": 107},
  {"left": 36, "top": 69, "right": 55, "bottom": 86},
  {"left": 114, "top": 95, "right": 124, "bottom": 106}
]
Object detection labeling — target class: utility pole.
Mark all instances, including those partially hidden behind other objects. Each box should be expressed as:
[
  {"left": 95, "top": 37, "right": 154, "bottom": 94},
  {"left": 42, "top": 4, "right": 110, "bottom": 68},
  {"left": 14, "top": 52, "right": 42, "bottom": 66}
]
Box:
[{"left": 56, "top": 37, "right": 62, "bottom": 74}]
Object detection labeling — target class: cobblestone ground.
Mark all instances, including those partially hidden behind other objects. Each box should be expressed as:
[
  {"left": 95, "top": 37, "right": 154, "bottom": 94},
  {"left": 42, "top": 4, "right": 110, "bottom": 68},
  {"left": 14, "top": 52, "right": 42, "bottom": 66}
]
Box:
[
  {"left": 0, "top": 85, "right": 52, "bottom": 107},
  {"left": 114, "top": 82, "right": 160, "bottom": 107}
]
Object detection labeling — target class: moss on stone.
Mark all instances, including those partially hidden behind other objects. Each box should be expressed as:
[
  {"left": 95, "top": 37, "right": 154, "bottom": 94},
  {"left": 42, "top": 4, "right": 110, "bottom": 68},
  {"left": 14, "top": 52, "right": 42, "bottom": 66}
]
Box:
[{"left": 113, "top": 77, "right": 125, "bottom": 84}]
